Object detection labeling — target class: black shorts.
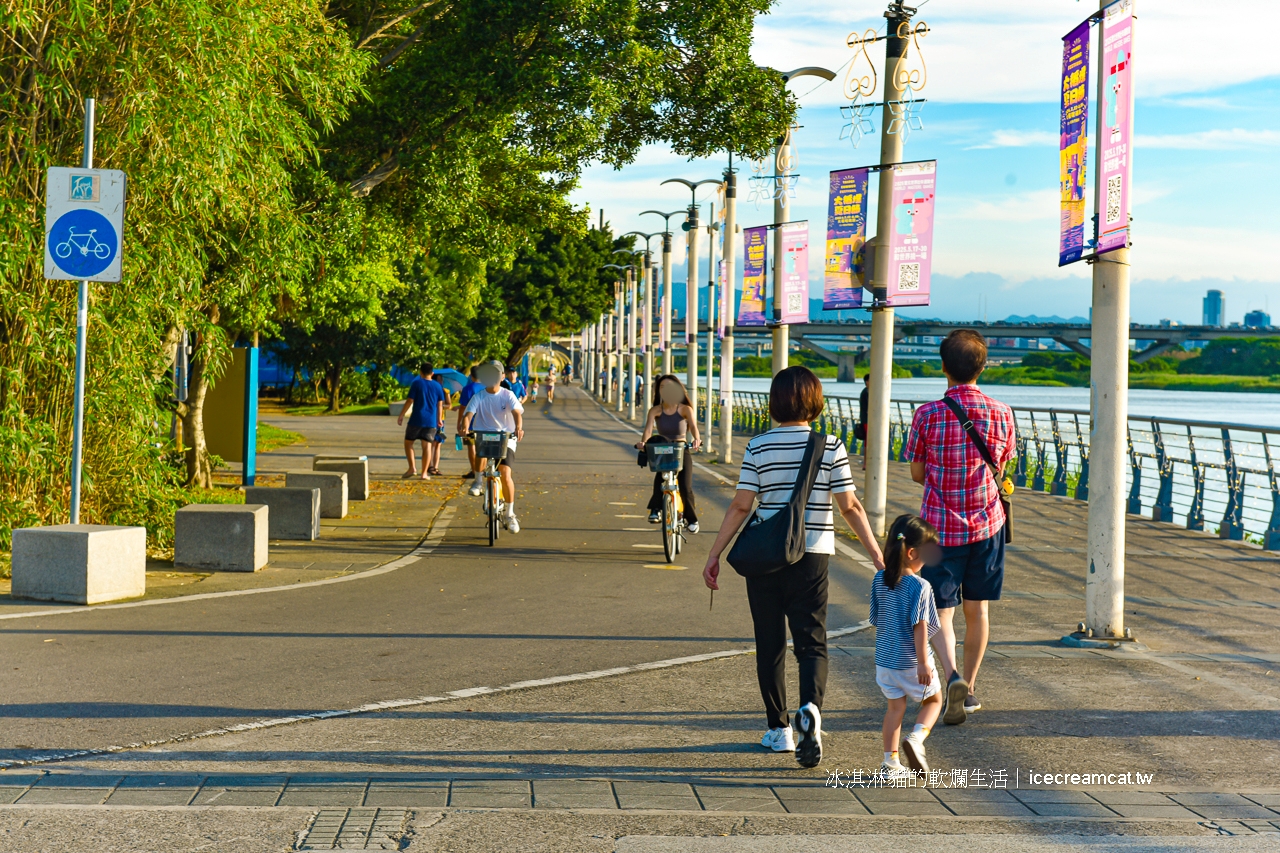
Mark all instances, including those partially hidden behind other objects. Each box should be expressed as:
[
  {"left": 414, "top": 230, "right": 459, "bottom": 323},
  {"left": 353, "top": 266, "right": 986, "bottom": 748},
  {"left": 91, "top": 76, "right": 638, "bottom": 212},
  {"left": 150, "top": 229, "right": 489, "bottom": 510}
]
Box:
[
  {"left": 920, "top": 533, "right": 1005, "bottom": 609},
  {"left": 497, "top": 448, "right": 515, "bottom": 469},
  {"left": 405, "top": 426, "right": 437, "bottom": 442}
]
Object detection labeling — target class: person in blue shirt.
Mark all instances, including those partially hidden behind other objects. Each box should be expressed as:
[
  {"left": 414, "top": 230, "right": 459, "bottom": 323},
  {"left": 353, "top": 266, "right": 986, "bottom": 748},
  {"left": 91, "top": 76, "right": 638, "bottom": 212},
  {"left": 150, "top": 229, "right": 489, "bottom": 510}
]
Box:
[
  {"left": 398, "top": 363, "right": 447, "bottom": 480},
  {"left": 456, "top": 365, "right": 485, "bottom": 480},
  {"left": 503, "top": 366, "right": 527, "bottom": 402}
]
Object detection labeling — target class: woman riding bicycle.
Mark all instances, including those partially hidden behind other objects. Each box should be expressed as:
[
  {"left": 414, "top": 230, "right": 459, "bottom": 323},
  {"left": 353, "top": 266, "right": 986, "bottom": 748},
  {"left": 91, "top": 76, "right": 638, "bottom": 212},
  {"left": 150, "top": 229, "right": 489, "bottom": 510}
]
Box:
[{"left": 634, "top": 374, "right": 702, "bottom": 533}]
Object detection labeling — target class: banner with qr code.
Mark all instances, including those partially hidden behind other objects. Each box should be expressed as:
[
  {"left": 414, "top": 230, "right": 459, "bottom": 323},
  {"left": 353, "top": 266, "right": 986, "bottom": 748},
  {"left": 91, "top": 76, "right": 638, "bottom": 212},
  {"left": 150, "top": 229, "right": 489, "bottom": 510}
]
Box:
[
  {"left": 1059, "top": 19, "right": 1090, "bottom": 266},
  {"left": 737, "top": 225, "right": 768, "bottom": 326},
  {"left": 778, "top": 221, "right": 810, "bottom": 325},
  {"left": 1096, "top": 0, "right": 1133, "bottom": 254},
  {"left": 885, "top": 161, "right": 936, "bottom": 306},
  {"left": 824, "top": 168, "right": 869, "bottom": 309}
]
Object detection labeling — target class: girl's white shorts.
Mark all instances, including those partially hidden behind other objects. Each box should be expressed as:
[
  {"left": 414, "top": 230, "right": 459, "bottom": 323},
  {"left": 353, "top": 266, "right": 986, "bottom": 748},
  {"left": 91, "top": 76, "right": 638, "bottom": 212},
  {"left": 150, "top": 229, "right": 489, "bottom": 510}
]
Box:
[{"left": 876, "top": 663, "right": 941, "bottom": 703}]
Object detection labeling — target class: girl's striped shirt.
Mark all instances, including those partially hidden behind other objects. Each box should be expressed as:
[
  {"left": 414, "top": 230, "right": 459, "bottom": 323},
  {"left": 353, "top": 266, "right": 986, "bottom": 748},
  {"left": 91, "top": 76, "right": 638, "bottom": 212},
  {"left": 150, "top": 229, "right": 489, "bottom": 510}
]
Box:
[{"left": 869, "top": 570, "right": 941, "bottom": 670}]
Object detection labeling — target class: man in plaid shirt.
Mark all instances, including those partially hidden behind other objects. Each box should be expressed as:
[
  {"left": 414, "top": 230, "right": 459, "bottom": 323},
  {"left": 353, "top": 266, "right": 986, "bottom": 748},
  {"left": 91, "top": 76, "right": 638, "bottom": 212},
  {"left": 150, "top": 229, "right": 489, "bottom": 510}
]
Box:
[{"left": 904, "top": 330, "right": 1014, "bottom": 727}]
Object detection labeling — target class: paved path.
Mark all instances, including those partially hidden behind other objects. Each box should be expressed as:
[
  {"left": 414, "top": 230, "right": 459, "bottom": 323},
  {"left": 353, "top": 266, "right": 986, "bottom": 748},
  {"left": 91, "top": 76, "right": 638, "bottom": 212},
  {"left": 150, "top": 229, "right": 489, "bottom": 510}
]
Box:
[{"left": 3, "top": 385, "right": 1280, "bottom": 852}]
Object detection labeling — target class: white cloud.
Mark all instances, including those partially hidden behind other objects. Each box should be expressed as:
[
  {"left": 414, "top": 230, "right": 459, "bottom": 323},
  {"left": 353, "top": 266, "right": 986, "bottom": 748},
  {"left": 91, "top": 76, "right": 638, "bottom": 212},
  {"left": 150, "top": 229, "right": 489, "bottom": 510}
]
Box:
[
  {"left": 752, "top": 0, "right": 1280, "bottom": 105},
  {"left": 967, "top": 129, "right": 1060, "bottom": 149},
  {"left": 1135, "top": 128, "right": 1280, "bottom": 149}
]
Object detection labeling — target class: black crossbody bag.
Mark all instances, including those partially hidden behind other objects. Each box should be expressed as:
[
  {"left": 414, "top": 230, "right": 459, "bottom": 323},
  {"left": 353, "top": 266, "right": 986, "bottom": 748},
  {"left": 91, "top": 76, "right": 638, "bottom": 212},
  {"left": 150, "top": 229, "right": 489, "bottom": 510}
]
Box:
[
  {"left": 727, "top": 431, "right": 826, "bottom": 578},
  {"left": 940, "top": 396, "right": 1014, "bottom": 544}
]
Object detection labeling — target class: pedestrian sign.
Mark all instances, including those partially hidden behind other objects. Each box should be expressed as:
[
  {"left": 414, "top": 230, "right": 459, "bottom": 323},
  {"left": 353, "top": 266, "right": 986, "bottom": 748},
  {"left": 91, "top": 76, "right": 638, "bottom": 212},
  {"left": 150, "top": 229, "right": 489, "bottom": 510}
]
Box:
[{"left": 44, "top": 167, "right": 125, "bottom": 282}]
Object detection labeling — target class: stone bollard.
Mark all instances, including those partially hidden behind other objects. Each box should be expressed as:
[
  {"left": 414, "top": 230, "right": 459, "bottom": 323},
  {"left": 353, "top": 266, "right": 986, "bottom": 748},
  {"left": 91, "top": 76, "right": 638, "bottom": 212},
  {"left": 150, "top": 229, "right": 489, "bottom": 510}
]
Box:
[
  {"left": 174, "top": 504, "right": 269, "bottom": 572},
  {"left": 244, "top": 487, "right": 320, "bottom": 540},
  {"left": 11, "top": 524, "right": 146, "bottom": 604},
  {"left": 388, "top": 400, "right": 407, "bottom": 418},
  {"left": 313, "top": 456, "right": 369, "bottom": 501},
  {"left": 285, "top": 471, "right": 348, "bottom": 519}
]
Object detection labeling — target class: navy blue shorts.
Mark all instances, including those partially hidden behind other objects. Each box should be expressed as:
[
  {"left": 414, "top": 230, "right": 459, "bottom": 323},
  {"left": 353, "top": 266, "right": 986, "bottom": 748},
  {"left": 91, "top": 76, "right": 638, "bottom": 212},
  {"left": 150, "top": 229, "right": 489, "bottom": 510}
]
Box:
[{"left": 920, "top": 533, "right": 1005, "bottom": 609}]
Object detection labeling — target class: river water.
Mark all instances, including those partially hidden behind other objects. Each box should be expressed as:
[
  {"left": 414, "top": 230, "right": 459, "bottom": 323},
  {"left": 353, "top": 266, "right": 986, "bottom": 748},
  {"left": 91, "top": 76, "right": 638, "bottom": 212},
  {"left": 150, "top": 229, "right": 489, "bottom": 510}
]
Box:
[{"left": 718, "top": 377, "right": 1280, "bottom": 429}]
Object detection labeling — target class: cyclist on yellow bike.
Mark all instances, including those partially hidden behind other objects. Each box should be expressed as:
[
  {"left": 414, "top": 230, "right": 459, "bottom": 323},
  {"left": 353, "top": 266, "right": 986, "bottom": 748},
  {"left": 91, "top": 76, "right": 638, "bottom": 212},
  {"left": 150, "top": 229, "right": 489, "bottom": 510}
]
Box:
[{"left": 634, "top": 374, "right": 702, "bottom": 533}]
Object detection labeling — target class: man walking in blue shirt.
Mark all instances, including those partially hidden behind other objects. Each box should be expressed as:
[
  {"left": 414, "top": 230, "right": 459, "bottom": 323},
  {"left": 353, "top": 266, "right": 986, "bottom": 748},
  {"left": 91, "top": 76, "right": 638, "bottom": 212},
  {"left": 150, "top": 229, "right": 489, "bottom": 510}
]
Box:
[
  {"left": 398, "top": 363, "right": 447, "bottom": 480},
  {"left": 457, "top": 365, "right": 485, "bottom": 480}
]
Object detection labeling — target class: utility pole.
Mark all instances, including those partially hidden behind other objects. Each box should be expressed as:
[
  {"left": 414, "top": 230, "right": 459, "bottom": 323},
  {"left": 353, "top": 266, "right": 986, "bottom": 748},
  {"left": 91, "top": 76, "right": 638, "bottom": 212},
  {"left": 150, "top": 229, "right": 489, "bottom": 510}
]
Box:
[
  {"left": 640, "top": 209, "right": 685, "bottom": 378},
  {"left": 614, "top": 283, "right": 623, "bottom": 410},
  {"left": 1086, "top": 0, "right": 1133, "bottom": 641},
  {"left": 641, "top": 251, "right": 653, "bottom": 406},
  {"left": 704, "top": 201, "right": 717, "bottom": 443},
  {"left": 627, "top": 266, "right": 638, "bottom": 420},
  {"left": 69, "top": 98, "right": 95, "bottom": 524},
  {"left": 771, "top": 129, "right": 792, "bottom": 377},
  {"left": 720, "top": 165, "right": 738, "bottom": 463},
  {"left": 863, "top": 3, "right": 913, "bottom": 538},
  {"left": 685, "top": 204, "right": 700, "bottom": 413}
]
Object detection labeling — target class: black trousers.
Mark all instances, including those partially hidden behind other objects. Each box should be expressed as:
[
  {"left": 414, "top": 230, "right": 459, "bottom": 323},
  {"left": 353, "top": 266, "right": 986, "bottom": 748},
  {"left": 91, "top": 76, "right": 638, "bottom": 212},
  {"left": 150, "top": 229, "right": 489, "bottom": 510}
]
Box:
[
  {"left": 645, "top": 439, "right": 697, "bottom": 523},
  {"left": 745, "top": 552, "right": 829, "bottom": 730}
]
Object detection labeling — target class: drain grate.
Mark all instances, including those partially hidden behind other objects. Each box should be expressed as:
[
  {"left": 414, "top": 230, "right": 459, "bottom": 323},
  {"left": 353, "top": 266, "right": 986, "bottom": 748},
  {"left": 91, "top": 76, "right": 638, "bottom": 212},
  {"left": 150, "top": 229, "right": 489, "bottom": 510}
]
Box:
[{"left": 299, "top": 808, "right": 408, "bottom": 850}]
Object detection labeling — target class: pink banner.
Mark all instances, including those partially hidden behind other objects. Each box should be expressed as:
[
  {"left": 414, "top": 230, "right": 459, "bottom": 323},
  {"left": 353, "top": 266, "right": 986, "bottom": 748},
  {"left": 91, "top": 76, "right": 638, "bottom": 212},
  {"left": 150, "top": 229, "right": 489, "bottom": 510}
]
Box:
[
  {"left": 1097, "top": 0, "right": 1134, "bottom": 254},
  {"left": 777, "top": 221, "right": 810, "bottom": 325},
  {"left": 886, "top": 161, "right": 936, "bottom": 307}
]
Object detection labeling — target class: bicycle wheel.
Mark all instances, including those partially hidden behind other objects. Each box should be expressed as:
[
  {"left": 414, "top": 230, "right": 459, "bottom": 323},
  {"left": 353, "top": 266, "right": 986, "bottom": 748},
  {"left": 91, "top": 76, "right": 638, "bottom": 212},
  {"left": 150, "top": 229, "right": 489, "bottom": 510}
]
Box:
[
  {"left": 661, "top": 490, "right": 678, "bottom": 563},
  {"left": 487, "top": 476, "right": 500, "bottom": 546}
]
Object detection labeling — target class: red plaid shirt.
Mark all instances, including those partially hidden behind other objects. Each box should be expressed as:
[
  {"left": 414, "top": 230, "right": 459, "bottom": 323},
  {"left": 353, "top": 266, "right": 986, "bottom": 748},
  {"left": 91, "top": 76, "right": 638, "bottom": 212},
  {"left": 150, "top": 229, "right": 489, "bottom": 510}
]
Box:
[{"left": 904, "top": 384, "right": 1016, "bottom": 546}]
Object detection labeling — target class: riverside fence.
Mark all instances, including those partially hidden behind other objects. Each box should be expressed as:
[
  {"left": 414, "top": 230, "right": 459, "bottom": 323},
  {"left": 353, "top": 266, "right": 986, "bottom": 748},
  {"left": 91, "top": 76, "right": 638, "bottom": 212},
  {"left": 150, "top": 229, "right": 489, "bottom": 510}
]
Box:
[{"left": 703, "top": 391, "right": 1280, "bottom": 550}]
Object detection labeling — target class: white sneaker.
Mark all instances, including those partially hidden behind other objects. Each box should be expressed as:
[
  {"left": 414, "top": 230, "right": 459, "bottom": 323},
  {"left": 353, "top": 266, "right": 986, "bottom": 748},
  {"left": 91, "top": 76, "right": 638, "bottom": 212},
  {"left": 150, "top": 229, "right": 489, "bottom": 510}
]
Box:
[
  {"left": 794, "top": 702, "right": 823, "bottom": 768},
  {"left": 760, "top": 727, "right": 795, "bottom": 753},
  {"left": 878, "top": 761, "right": 912, "bottom": 783},
  {"left": 468, "top": 483, "right": 483, "bottom": 497},
  {"left": 505, "top": 514, "right": 520, "bottom": 533},
  {"left": 686, "top": 521, "right": 700, "bottom": 534},
  {"left": 900, "top": 732, "right": 929, "bottom": 774}
]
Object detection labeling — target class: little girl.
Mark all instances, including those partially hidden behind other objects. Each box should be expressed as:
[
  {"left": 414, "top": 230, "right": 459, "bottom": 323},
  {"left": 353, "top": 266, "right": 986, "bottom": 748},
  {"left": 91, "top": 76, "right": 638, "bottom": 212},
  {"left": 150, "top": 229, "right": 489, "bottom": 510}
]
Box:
[{"left": 870, "top": 514, "right": 944, "bottom": 776}]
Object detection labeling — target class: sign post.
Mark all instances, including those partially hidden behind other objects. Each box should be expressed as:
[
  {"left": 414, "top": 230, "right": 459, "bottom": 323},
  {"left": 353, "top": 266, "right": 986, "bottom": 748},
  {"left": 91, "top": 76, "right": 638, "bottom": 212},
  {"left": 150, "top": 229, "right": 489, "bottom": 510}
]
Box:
[{"left": 44, "top": 98, "right": 126, "bottom": 524}]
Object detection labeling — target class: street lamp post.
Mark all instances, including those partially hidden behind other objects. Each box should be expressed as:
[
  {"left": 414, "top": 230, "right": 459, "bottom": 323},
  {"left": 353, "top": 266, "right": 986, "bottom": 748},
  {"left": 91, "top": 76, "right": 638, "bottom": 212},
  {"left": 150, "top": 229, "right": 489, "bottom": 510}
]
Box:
[
  {"left": 720, "top": 163, "right": 738, "bottom": 463},
  {"left": 661, "top": 178, "right": 722, "bottom": 415},
  {"left": 769, "top": 67, "right": 837, "bottom": 380},
  {"left": 605, "top": 259, "right": 640, "bottom": 418},
  {"left": 622, "top": 232, "right": 663, "bottom": 411},
  {"left": 703, "top": 204, "right": 718, "bottom": 445},
  {"left": 640, "top": 210, "right": 685, "bottom": 377}
]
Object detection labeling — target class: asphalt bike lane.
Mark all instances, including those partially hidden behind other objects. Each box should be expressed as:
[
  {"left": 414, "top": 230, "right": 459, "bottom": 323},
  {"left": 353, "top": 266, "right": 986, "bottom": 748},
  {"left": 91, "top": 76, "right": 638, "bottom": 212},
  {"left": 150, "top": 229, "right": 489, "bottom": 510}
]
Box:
[{"left": 0, "top": 385, "right": 876, "bottom": 766}]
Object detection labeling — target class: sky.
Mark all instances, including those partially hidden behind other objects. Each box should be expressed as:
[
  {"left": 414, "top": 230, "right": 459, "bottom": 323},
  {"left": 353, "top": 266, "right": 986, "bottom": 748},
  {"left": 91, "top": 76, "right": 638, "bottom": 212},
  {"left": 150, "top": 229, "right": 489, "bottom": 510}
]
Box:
[{"left": 569, "top": 0, "right": 1280, "bottom": 325}]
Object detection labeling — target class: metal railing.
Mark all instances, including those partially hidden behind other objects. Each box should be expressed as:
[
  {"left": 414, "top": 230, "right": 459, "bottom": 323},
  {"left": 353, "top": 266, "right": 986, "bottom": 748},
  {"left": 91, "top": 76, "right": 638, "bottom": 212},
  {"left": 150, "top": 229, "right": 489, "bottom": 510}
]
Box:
[{"left": 711, "top": 390, "right": 1280, "bottom": 549}]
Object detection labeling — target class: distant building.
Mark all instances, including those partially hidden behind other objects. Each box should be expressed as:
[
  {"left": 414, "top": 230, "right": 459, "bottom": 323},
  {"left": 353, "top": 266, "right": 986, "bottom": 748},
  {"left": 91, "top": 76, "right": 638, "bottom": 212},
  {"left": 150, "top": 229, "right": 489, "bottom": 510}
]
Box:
[
  {"left": 1244, "top": 310, "right": 1271, "bottom": 329},
  {"left": 1203, "top": 289, "right": 1225, "bottom": 327}
]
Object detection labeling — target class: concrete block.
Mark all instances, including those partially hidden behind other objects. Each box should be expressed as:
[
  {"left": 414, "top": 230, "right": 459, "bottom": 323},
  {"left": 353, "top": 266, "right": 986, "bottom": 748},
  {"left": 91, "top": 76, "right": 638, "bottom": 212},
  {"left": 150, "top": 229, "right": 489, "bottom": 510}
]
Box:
[
  {"left": 285, "top": 471, "right": 348, "bottom": 518},
  {"left": 174, "top": 504, "right": 268, "bottom": 572},
  {"left": 389, "top": 400, "right": 407, "bottom": 417},
  {"left": 313, "top": 456, "right": 369, "bottom": 501},
  {"left": 243, "top": 487, "right": 320, "bottom": 540},
  {"left": 10, "top": 525, "right": 146, "bottom": 604}
]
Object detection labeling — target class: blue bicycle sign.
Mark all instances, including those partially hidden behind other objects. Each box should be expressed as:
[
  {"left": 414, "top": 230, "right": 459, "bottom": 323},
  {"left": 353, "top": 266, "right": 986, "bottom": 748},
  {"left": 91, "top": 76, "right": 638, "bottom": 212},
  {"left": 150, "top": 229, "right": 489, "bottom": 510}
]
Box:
[{"left": 47, "top": 208, "right": 117, "bottom": 278}]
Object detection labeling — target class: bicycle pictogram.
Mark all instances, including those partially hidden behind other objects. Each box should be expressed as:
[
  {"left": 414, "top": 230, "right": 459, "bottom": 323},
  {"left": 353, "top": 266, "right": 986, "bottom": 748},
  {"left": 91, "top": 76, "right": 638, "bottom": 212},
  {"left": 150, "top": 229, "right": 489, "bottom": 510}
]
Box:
[{"left": 55, "top": 227, "right": 112, "bottom": 261}]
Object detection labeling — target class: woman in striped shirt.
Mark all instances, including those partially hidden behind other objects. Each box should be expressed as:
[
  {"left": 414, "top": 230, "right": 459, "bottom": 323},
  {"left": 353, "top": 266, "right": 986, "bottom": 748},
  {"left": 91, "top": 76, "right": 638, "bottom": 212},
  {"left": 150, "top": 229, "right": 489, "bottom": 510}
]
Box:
[{"left": 703, "top": 366, "right": 884, "bottom": 769}]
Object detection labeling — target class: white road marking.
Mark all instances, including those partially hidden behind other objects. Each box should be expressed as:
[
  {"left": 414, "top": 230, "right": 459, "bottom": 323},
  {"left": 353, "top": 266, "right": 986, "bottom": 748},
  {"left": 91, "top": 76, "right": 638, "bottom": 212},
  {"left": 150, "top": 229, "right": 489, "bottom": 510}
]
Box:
[
  {"left": 834, "top": 538, "right": 876, "bottom": 569},
  {"left": 0, "top": 505, "right": 459, "bottom": 622},
  {"left": 0, "top": 620, "right": 875, "bottom": 770}
]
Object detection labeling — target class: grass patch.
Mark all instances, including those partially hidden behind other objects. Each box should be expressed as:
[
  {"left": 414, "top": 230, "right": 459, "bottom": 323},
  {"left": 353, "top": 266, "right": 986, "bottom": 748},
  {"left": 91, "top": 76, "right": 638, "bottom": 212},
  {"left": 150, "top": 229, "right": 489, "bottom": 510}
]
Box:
[
  {"left": 284, "top": 402, "right": 392, "bottom": 417},
  {"left": 0, "top": 552, "right": 9, "bottom": 580},
  {"left": 257, "top": 422, "right": 305, "bottom": 453}
]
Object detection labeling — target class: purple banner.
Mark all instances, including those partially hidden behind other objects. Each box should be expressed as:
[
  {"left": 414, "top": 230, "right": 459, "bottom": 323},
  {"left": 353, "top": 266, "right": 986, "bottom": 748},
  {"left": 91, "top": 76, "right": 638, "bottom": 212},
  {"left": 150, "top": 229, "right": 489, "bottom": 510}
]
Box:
[
  {"left": 778, "top": 221, "right": 810, "bottom": 325},
  {"left": 886, "top": 161, "right": 936, "bottom": 307},
  {"left": 824, "top": 168, "right": 869, "bottom": 309},
  {"left": 1059, "top": 19, "right": 1090, "bottom": 266},
  {"left": 1097, "top": 0, "right": 1134, "bottom": 254},
  {"left": 737, "top": 225, "right": 767, "bottom": 326}
]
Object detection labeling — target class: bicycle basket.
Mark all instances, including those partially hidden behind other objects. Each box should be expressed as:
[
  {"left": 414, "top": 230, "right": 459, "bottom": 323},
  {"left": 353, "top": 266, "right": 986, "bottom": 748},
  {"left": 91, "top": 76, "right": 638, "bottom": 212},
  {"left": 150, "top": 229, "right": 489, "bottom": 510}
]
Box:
[
  {"left": 475, "top": 431, "right": 508, "bottom": 460},
  {"left": 646, "top": 442, "right": 683, "bottom": 473}
]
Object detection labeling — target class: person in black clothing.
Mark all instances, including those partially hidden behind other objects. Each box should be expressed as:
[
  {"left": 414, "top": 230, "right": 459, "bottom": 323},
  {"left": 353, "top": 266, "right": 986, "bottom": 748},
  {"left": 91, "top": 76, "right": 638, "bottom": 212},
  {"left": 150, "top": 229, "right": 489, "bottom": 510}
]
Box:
[{"left": 634, "top": 375, "right": 702, "bottom": 532}]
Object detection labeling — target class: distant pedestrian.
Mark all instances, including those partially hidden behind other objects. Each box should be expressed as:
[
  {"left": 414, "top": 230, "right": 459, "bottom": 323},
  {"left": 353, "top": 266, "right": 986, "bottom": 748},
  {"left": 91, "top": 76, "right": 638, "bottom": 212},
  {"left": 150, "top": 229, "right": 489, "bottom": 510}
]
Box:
[
  {"left": 904, "top": 329, "right": 1015, "bottom": 726},
  {"left": 856, "top": 373, "right": 870, "bottom": 470},
  {"left": 545, "top": 366, "right": 557, "bottom": 403},
  {"left": 504, "top": 366, "right": 527, "bottom": 402},
  {"left": 457, "top": 366, "right": 484, "bottom": 480},
  {"left": 702, "top": 366, "right": 884, "bottom": 769},
  {"left": 398, "top": 363, "right": 447, "bottom": 480},
  {"left": 872, "top": 514, "right": 945, "bottom": 777}
]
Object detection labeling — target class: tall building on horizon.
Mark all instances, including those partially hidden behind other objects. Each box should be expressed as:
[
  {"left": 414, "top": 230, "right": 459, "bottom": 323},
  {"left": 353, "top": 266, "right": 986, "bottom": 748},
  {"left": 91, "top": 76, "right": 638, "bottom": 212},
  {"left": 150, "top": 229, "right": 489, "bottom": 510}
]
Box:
[
  {"left": 1203, "top": 289, "right": 1225, "bottom": 327},
  {"left": 1244, "top": 309, "right": 1271, "bottom": 329}
]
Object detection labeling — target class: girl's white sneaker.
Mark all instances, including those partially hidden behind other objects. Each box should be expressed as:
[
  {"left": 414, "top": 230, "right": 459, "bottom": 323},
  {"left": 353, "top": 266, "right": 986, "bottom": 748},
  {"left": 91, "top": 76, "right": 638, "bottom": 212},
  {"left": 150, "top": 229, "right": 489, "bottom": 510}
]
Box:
[{"left": 760, "top": 727, "right": 796, "bottom": 752}]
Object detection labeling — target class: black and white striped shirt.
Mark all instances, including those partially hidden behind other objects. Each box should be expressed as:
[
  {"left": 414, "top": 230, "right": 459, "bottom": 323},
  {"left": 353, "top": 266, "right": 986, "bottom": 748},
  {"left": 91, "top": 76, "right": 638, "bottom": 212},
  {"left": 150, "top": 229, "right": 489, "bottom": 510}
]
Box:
[{"left": 737, "top": 427, "right": 856, "bottom": 554}]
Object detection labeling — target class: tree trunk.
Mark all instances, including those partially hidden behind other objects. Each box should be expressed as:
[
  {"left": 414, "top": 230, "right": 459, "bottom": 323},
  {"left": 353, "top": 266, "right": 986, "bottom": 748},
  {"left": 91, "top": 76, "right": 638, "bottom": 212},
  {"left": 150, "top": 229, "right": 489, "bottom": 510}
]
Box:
[
  {"left": 326, "top": 365, "right": 342, "bottom": 413},
  {"left": 181, "top": 307, "right": 220, "bottom": 488}
]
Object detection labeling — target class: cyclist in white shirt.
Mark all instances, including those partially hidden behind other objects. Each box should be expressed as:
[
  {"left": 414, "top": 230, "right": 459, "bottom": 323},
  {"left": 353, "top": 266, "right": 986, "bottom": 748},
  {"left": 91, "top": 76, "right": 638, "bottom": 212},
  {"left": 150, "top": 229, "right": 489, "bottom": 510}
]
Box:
[{"left": 461, "top": 360, "right": 526, "bottom": 532}]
